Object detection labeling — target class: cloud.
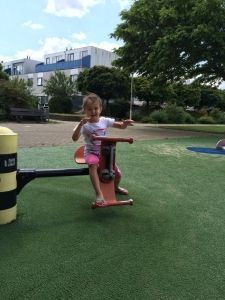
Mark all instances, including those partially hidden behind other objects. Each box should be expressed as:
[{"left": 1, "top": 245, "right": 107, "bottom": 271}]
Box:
[
  {"left": 23, "top": 20, "right": 44, "bottom": 30},
  {"left": 117, "top": 0, "right": 132, "bottom": 10},
  {"left": 89, "top": 41, "right": 122, "bottom": 52},
  {"left": 72, "top": 32, "right": 87, "bottom": 41},
  {"left": 44, "top": 0, "right": 103, "bottom": 18},
  {"left": 0, "top": 36, "right": 122, "bottom": 62}
]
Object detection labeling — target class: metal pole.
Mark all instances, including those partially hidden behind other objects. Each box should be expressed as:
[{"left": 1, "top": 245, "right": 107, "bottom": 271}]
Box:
[{"left": 129, "top": 74, "right": 133, "bottom": 119}]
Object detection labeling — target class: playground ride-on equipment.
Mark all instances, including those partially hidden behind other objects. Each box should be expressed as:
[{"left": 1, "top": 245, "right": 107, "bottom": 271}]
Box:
[
  {"left": 216, "top": 139, "right": 225, "bottom": 150},
  {"left": 0, "top": 127, "right": 134, "bottom": 224},
  {"left": 0, "top": 126, "right": 89, "bottom": 225},
  {"left": 187, "top": 139, "right": 225, "bottom": 155},
  {"left": 74, "top": 136, "right": 134, "bottom": 209},
  {"left": 0, "top": 127, "right": 18, "bottom": 224}
]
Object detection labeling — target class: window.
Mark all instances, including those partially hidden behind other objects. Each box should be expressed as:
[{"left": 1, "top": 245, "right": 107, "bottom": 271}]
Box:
[
  {"left": 38, "top": 96, "right": 48, "bottom": 105},
  {"left": 68, "top": 53, "right": 74, "bottom": 61},
  {"left": 52, "top": 55, "right": 62, "bottom": 63},
  {"left": 37, "top": 77, "right": 43, "bottom": 86},
  {"left": 27, "top": 78, "right": 33, "bottom": 87},
  {"left": 13, "top": 63, "right": 24, "bottom": 75},
  {"left": 70, "top": 74, "right": 77, "bottom": 82},
  {"left": 46, "top": 57, "right": 50, "bottom": 64}
]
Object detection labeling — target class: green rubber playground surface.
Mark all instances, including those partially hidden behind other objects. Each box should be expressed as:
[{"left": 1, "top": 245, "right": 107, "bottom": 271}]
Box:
[{"left": 1, "top": 136, "right": 225, "bottom": 299}]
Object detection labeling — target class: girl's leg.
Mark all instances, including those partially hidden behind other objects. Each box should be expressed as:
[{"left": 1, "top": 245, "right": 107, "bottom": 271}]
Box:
[
  {"left": 88, "top": 164, "right": 104, "bottom": 200},
  {"left": 114, "top": 164, "right": 129, "bottom": 195},
  {"left": 85, "top": 154, "right": 105, "bottom": 202}
]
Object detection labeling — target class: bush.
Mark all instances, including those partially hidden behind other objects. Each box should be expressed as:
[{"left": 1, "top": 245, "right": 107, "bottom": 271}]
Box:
[
  {"left": 198, "top": 116, "right": 215, "bottom": 124},
  {"left": 0, "top": 108, "right": 6, "bottom": 120},
  {"left": 131, "top": 111, "right": 144, "bottom": 122},
  {"left": 183, "top": 112, "right": 196, "bottom": 124},
  {"left": 140, "top": 115, "right": 154, "bottom": 123},
  {"left": 0, "top": 78, "right": 38, "bottom": 118},
  {"left": 164, "top": 104, "right": 187, "bottom": 124},
  {"left": 148, "top": 105, "right": 196, "bottom": 124},
  {"left": 149, "top": 110, "right": 168, "bottom": 123},
  {"left": 209, "top": 108, "right": 225, "bottom": 124},
  {"left": 49, "top": 96, "right": 73, "bottom": 113},
  {"left": 108, "top": 100, "right": 129, "bottom": 119}
]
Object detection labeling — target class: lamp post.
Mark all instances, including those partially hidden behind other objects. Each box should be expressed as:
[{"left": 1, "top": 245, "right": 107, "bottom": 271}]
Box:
[{"left": 129, "top": 73, "right": 134, "bottom": 119}]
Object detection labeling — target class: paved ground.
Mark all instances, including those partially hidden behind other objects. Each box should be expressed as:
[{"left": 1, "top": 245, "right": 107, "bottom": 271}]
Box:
[{"left": 0, "top": 120, "right": 217, "bottom": 147}]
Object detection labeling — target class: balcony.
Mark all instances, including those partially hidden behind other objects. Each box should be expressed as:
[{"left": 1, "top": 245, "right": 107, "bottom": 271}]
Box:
[
  {"left": 35, "top": 55, "right": 91, "bottom": 73},
  {"left": 4, "top": 68, "right": 11, "bottom": 75}
]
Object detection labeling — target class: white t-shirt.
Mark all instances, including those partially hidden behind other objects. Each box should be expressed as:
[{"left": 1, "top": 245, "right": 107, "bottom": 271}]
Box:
[{"left": 81, "top": 116, "right": 115, "bottom": 156}]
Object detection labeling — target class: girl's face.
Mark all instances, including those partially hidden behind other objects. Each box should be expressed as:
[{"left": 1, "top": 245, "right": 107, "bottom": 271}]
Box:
[{"left": 84, "top": 100, "right": 102, "bottom": 122}]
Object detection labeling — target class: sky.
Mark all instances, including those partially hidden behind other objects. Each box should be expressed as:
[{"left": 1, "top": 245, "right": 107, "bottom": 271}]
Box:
[{"left": 0, "top": 0, "right": 133, "bottom": 63}]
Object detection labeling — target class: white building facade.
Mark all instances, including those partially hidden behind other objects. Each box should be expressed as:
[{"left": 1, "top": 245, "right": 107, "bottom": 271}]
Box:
[{"left": 3, "top": 46, "right": 118, "bottom": 107}]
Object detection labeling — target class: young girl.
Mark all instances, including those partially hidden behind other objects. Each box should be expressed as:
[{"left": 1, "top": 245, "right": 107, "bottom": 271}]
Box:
[{"left": 72, "top": 93, "right": 134, "bottom": 206}]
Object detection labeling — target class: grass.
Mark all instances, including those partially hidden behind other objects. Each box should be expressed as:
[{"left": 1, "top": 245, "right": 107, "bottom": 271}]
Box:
[
  {"left": 158, "top": 124, "right": 225, "bottom": 134},
  {"left": 1, "top": 136, "right": 225, "bottom": 299}
]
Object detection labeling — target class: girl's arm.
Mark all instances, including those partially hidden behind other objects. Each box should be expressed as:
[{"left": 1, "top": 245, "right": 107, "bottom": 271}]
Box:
[
  {"left": 112, "top": 119, "right": 134, "bottom": 129},
  {"left": 72, "top": 121, "right": 83, "bottom": 141},
  {"left": 72, "top": 117, "right": 90, "bottom": 141}
]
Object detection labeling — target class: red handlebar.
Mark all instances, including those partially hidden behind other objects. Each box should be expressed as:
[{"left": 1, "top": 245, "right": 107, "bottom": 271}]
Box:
[{"left": 93, "top": 136, "right": 133, "bottom": 144}]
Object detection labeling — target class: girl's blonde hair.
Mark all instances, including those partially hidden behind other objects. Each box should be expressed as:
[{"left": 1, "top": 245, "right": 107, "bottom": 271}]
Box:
[{"left": 82, "top": 93, "right": 102, "bottom": 109}]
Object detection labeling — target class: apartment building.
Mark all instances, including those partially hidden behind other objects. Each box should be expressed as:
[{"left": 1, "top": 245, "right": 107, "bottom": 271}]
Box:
[{"left": 3, "top": 46, "right": 118, "bottom": 107}]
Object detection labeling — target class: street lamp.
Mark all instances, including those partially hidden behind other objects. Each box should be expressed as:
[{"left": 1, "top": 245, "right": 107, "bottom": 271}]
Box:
[{"left": 129, "top": 73, "right": 134, "bottom": 119}]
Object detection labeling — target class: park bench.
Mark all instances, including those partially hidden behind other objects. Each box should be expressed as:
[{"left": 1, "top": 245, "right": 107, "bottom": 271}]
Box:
[{"left": 9, "top": 107, "right": 48, "bottom": 122}]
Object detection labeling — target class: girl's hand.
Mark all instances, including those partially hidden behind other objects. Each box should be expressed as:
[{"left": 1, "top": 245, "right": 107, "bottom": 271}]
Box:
[
  {"left": 123, "top": 119, "right": 134, "bottom": 126},
  {"left": 80, "top": 117, "right": 90, "bottom": 125}
]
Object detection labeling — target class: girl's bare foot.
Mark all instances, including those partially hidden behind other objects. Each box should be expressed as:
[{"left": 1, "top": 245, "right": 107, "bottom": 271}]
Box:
[{"left": 115, "top": 187, "right": 129, "bottom": 195}]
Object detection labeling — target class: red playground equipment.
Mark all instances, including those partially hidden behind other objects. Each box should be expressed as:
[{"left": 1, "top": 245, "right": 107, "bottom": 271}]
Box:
[{"left": 74, "top": 136, "right": 134, "bottom": 209}]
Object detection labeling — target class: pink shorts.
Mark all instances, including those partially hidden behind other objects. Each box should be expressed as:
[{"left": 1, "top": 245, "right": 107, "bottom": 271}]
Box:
[
  {"left": 85, "top": 153, "right": 100, "bottom": 165},
  {"left": 85, "top": 153, "right": 121, "bottom": 178}
]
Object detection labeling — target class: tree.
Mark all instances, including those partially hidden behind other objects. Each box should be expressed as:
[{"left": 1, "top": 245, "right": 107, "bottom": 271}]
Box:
[
  {"left": 76, "top": 66, "right": 130, "bottom": 114},
  {"left": 171, "top": 83, "right": 201, "bottom": 107},
  {"left": 43, "top": 71, "right": 77, "bottom": 113},
  {"left": 134, "top": 76, "right": 166, "bottom": 110},
  {"left": 0, "top": 63, "right": 9, "bottom": 80},
  {"left": 0, "top": 78, "right": 37, "bottom": 116},
  {"left": 43, "top": 71, "right": 76, "bottom": 98},
  {"left": 198, "top": 86, "right": 225, "bottom": 109},
  {"left": 111, "top": 0, "right": 225, "bottom": 85}
]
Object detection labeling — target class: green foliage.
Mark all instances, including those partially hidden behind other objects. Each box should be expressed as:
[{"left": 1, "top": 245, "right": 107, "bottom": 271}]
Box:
[
  {"left": 209, "top": 108, "right": 225, "bottom": 124},
  {"left": 131, "top": 111, "right": 144, "bottom": 122},
  {"left": 198, "top": 116, "right": 215, "bottom": 124},
  {"left": 43, "top": 71, "right": 76, "bottom": 98},
  {"left": 149, "top": 105, "right": 195, "bottom": 124},
  {"left": 0, "top": 77, "right": 37, "bottom": 117},
  {"left": 108, "top": 99, "right": 130, "bottom": 118},
  {"left": 112, "top": 0, "right": 225, "bottom": 85},
  {"left": 0, "top": 63, "right": 9, "bottom": 80},
  {"left": 43, "top": 71, "right": 76, "bottom": 113},
  {"left": 172, "top": 84, "right": 201, "bottom": 107},
  {"left": 199, "top": 86, "right": 225, "bottom": 109},
  {"left": 134, "top": 76, "right": 165, "bottom": 108},
  {"left": 149, "top": 110, "right": 168, "bottom": 123},
  {"left": 49, "top": 96, "right": 73, "bottom": 113},
  {"left": 76, "top": 69, "right": 89, "bottom": 94},
  {"left": 165, "top": 105, "right": 190, "bottom": 123},
  {"left": 76, "top": 65, "right": 130, "bottom": 100},
  {"left": 184, "top": 113, "right": 196, "bottom": 124}
]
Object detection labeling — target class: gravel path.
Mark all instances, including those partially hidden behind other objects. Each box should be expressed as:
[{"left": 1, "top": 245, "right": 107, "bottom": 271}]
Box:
[{"left": 0, "top": 120, "right": 217, "bottom": 148}]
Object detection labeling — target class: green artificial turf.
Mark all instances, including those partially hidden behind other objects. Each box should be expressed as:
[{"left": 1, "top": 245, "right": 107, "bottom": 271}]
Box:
[
  {"left": 1, "top": 136, "right": 225, "bottom": 299},
  {"left": 159, "top": 124, "right": 225, "bottom": 134}
]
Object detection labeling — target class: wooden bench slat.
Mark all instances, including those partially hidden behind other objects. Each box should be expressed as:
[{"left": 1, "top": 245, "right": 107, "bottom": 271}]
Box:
[{"left": 9, "top": 107, "right": 48, "bottom": 122}]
